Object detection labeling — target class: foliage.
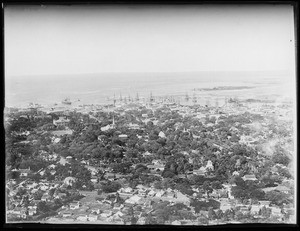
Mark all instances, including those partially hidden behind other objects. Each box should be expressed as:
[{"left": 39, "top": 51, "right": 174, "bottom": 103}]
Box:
[
  {"left": 190, "top": 199, "right": 220, "bottom": 213},
  {"left": 101, "top": 181, "right": 121, "bottom": 193}
]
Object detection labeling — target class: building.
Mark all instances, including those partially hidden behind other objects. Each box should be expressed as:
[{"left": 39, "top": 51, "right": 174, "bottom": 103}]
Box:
[
  {"left": 19, "top": 168, "right": 31, "bottom": 177},
  {"left": 147, "top": 164, "right": 164, "bottom": 172},
  {"left": 220, "top": 202, "right": 233, "bottom": 211},
  {"left": 242, "top": 174, "right": 258, "bottom": 181},
  {"left": 62, "top": 212, "right": 73, "bottom": 218},
  {"left": 232, "top": 171, "right": 240, "bottom": 176},
  {"left": 118, "top": 187, "right": 134, "bottom": 198},
  {"left": 41, "top": 194, "right": 52, "bottom": 202},
  {"left": 88, "top": 214, "right": 98, "bottom": 221},
  {"left": 205, "top": 160, "right": 214, "bottom": 171},
  {"left": 10, "top": 207, "right": 27, "bottom": 219},
  {"left": 259, "top": 200, "right": 271, "bottom": 207},
  {"left": 250, "top": 205, "right": 261, "bottom": 214},
  {"left": 275, "top": 185, "right": 290, "bottom": 194},
  {"left": 174, "top": 191, "right": 190, "bottom": 206},
  {"left": 28, "top": 208, "right": 37, "bottom": 216},
  {"left": 91, "top": 176, "right": 98, "bottom": 184},
  {"left": 142, "top": 151, "right": 152, "bottom": 157},
  {"left": 125, "top": 195, "right": 142, "bottom": 205},
  {"left": 158, "top": 131, "right": 166, "bottom": 138},
  {"left": 76, "top": 214, "right": 88, "bottom": 221},
  {"left": 270, "top": 207, "right": 282, "bottom": 217},
  {"left": 63, "top": 177, "right": 76, "bottom": 186},
  {"left": 69, "top": 201, "right": 81, "bottom": 210},
  {"left": 128, "top": 123, "right": 140, "bottom": 130},
  {"left": 118, "top": 134, "right": 128, "bottom": 139},
  {"left": 66, "top": 156, "right": 73, "bottom": 163},
  {"left": 193, "top": 168, "right": 205, "bottom": 176},
  {"left": 53, "top": 116, "right": 70, "bottom": 127},
  {"left": 54, "top": 192, "right": 67, "bottom": 199}
]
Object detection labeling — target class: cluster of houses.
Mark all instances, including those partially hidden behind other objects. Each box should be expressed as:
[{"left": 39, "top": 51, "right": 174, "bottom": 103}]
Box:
[
  {"left": 40, "top": 178, "right": 294, "bottom": 224},
  {"left": 5, "top": 96, "right": 295, "bottom": 223},
  {"left": 6, "top": 146, "right": 294, "bottom": 223},
  {"left": 6, "top": 167, "right": 80, "bottom": 221}
]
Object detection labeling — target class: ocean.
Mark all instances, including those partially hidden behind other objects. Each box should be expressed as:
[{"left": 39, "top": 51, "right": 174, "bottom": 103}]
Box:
[{"left": 5, "top": 71, "right": 294, "bottom": 108}]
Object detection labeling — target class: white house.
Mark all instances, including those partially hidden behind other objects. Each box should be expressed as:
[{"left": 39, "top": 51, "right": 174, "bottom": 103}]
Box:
[
  {"left": 232, "top": 171, "right": 240, "bottom": 176},
  {"left": 53, "top": 116, "right": 70, "bottom": 127},
  {"left": 76, "top": 214, "right": 88, "bottom": 221},
  {"left": 205, "top": 160, "right": 214, "bottom": 171},
  {"left": 28, "top": 208, "right": 37, "bottom": 216},
  {"left": 259, "top": 201, "right": 271, "bottom": 207},
  {"left": 125, "top": 195, "right": 142, "bottom": 204},
  {"left": 48, "top": 164, "right": 56, "bottom": 169},
  {"left": 69, "top": 201, "right": 80, "bottom": 210},
  {"left": 158, "top": 131, "right": 166, "bottom": 138},
  {"left": 19, "top": 168, "right": 31, "bottom": 177},
  {"left": 62, "top": 212, "right": 73, "bottom": 218},
  {"left": 41, "top": 194, "right": 51, "bottom": 202},
  {"left": 64, "top": 177, "right": 76, "bottom": 186},
  {"left": 88, "top": 214, "right": 98, "bottom": 221},
  {"left": 250, "top": 205, "right": 261, "bottom": 214},
  {"left": 119, "top": 134, "right": 128, "bottom": 139},
  {"left": 242, "top": 174, "right": 258, "bottom": 181},
  {"left": 270, "top": 207, "right": 282, "bottom": 217}
]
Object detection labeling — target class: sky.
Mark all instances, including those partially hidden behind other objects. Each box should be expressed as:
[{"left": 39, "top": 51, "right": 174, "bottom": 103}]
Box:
[{"left": 4, "top": 5, "right": 296, "bottom": 77}]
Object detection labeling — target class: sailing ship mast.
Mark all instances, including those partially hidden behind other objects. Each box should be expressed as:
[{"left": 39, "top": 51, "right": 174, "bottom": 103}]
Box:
[{"left": 192, "top": 93, "right": 197, "bottom": 104}]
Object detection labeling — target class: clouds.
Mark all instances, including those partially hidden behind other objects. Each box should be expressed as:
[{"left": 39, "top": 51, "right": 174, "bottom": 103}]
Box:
[{"left": 5, "top": 5, "right": 295, "bottom": 76}]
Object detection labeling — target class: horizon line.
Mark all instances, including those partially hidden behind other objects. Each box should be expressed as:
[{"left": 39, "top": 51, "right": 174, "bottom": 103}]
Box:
[{"left": 6, "top": 70, "right": 292, "bottom": 78}]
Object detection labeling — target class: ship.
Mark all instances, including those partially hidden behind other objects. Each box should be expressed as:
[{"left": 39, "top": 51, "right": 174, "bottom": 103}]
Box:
[
  {"left": 192, "top": 93, "right": 197, "bottom": 103},
  {"left": 62, "top": 98, "right": 72, "bottom": 105}
]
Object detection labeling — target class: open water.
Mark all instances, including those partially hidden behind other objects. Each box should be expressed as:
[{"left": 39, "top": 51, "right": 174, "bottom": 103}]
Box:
[{"left": 5, "top": 71, "right": 293, "bottom": 108}]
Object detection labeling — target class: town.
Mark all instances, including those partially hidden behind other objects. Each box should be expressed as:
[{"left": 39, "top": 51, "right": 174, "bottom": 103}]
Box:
[{"left": 5, "top": 93, "right": 295, "bottom": 224}]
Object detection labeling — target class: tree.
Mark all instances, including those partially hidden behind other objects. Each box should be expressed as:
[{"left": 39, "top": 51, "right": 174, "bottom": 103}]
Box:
[
  {"left": 215, "top": 209, "right": 223, "bottom": 219},
  {"left": 48, "top": 188, "right": 56, "bottom": 197},
  {"left": 223, "top": 209, "right": 234, "bottom": 221},
  {"left": 7, "top": 171, "right": 20, "bottom": 181},
  {"left": 110, "top": 162, "right": 132, "bottom": 174},
  {"left": 161, "top": 178, "right": 175, "bottom": 189},
  {"left": 190, "top": 175, "right": 205, "bottom": 185},
  {"left": 101, "top": 181, "right": 121, "bottom": 193},
  {"left": 234, "top": 176, "right": 246, "bottom": 188},
  {"left": 211, "top": 181, "right": 223, "bottom": 190},
  {"left": 175, "top": 183, "right": 194, "bottom": 196},
  {"left": 235, "top": 211, "right": 244, "bottom": 220},
  {"left": 203, "top": 181, "right": 213, "bottom": 197},
  {"left": 198, "top": 216, "right": 209, "bottom": 225},
  {"left": 265, "top": 190, "right": 289, "bottom": 206},
  {"left": 208, "top": 207, "right": 217, "bottom": 220},
  {"left": 33, "top": 190, "right": 44, "bottom": 200},
  {"left": 231, "top": 186, "right": 248, "bottom": 200},
  {"left": 260, "top": 206, "right": 271, "bottom": 218},
  {"left": 37, "top": 201, "right": 50, "bottom": 214},
  {"left": 249, "top": 189, "right": 265, "bottom": 200},
  {"left": 153, "top": 181, "right": 163, "bottom": 189},
  {"left": 272, "top": 145, "right": 290, "bottom": 166},
  {"left": 145, "top": 213, "right": 156, "bottom": 225},
  {"left": 162, "top": 170, "right": 176, "bottom": 178}
]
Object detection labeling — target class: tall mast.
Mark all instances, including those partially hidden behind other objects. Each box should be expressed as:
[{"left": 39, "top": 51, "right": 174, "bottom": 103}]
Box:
[
  {"left": 185, "top": 92, "right": 189, "bottom": 101},
  {"left": 150, "top": 92, "right": 154, "bottom": 102},
  {"left": 193, "top": 93, "right": 197, "bottom": 104}
]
